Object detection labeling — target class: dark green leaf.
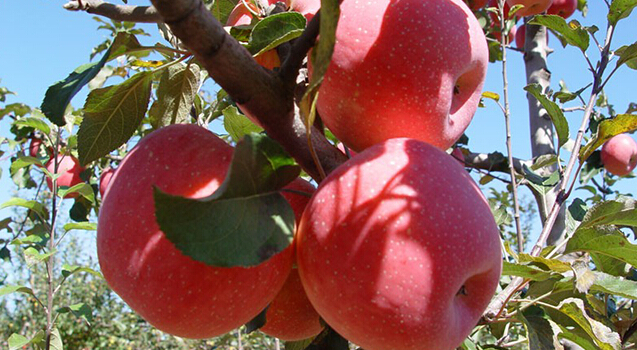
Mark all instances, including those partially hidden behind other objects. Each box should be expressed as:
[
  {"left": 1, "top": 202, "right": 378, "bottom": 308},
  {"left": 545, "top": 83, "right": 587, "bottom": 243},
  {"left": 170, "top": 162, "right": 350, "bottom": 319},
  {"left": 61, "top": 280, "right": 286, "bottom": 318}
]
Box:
[
  {"left": 106, "top": 32, "right": 149, "bottom": 61},
  {"left": 524, "top": 84, "right": 569, "bottom": 148},
  {"left": 248, "top": 12, "right": 306, "bottom": 55},
  {"left": 57, "top": 303, "right": 93, "bottom": 324},
  {"left": 529, "top": 15, "right": 589, "bottom": 51},
  {"left": 519, "top": 306, "right": 562, "bottom": 350},
  {"left": 568, "top": 198, "right": 588, "bottom": 222},
  {"left": 77, "top": 71, "right": 153, "bottom": 165},
  {"left": 579, "top": 114, "right": 637, "bottom": 161},
  {"left": 245, "top": 307, "right": 268, "bottom": 333},
  {"left": 154, "top": 134, "right": 300, "bottom": 267},
  {"left": 41, "top": 46, "right": 112, "bottom": 126},
  {"left": 148, "top": 62, "right": 200, "bottom": 129},
  {"left": 615, "top": 42, "right": 637, "bottom": 70},
  {"left": 69, "top": 197, "right": 91, "bottom": 223},
  {"left": 608, "top": 0, "right": 637, "bottom": 25},
  {"left": 61, "top": 263, "right": 103, "bottom": 279},
  {"left": 555, "top": 298, "right": 621, "bottom": 349},
  {"left": 565, "top": 227, "right": 637, "bottom": 266},
  {"left": 223, "top": 106, "right": 264, "bottom": 142},
  {"left": 210, "top": 0, "right": 238, "bottom": 25},
  {"left": 304, "top": 326, "right": 349, "bottom": 350},
  {"left": 579, "top": 197, "right": 637, "bottom": 229}
]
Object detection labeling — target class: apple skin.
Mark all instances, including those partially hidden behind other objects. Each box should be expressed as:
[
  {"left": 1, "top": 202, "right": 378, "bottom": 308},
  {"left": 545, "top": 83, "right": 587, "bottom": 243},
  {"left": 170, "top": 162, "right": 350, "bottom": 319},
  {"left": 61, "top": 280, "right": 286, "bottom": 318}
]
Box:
[
  {"left": 29, "top": 137, "right": 42, "bottom": 157},
  {"left": 506, "top": 0, "right": 553, "bottom": 17},
  {"left": 451, "top": 147, "right": 465, "bottom": 164},
  {"left": 260, "top": 178, "right": 324, "bottom": 341},
  {"left": 97, "top": 124, "right": 294, "bottom": 339},
  {"left": 547, "top": 0, "right": 577, "bottom": 18},
  {"left": 314, "top": 0, "right": 488, "bottom": 152},
  {"left": 297, "top": 138, "right": 502, "bottom": 350},
  {"left": 99, "top": 167, "right": 116, "bottom": 199},
  {"left": 45, "top": 154, "right": 85, "bottom": 198},
  {"left": 600, "top": 134, "right": 637, "bottom": 176},
  {"left": 491, "top": 24, "right": 517, "bottom": 45}
]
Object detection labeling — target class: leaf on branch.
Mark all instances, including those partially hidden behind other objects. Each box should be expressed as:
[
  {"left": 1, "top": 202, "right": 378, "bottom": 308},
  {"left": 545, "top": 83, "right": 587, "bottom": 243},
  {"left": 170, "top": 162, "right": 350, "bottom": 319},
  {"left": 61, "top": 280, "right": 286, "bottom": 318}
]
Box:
[
  {"left": 502, "top": 261, "right": 554, "bottom": 281},
  {"left": 24, "top": 247, "right": 57, "bottom": 268},
  {"left": 301, "top": 0, "right": 340, "bottom": 125},
  {"left": 481, "top": 91, "right": 500, "bottom": 102},
  {"left": 615, "top": 42, "right": 637, "bottom": 70},
  {"left": 63, "top": 222, "right": 97, "bottom": 233},
  {"left": 61, "top": 263, "right": 103, "bottom": 279},
  {"left": 10, "top": 156, "right": 42, "bottom": 176},
  {"left": 0, "top": 285, "right": 36, "bottom": 298},
  {"left": 590, "top": 271, "right": 637, "bottom": 300},
  {"left": 579, "top": 114, "right": 637, "bottom": 161},
  {"left": 210, "top": 0, "right": 238, "bottom": 25},
  {"left": 57, "top": 303, "right": 94, "bottom": 324},
  {"left": 41, "top": 45, "right": 113, "bottom": 126},
  {"left": 0, "top": 198, "right": 48, "bottom": 221},
  {"left": 524, "top": 84, "right": 570, "bottom": 149},
  {"left": 8, "top": 333, "right": 31, "bottom": 350},
  {"left": 13, "top": 117, "right": 51, "bottom": 135},
  {"left": 520, "top": 306, "right": 564, "bottom": 350},
  {"left": 518, "top": 253, "right": 573, "bottom": 273},
  {"left": 154, "top": 134, "right": 300, "bottom": 267},
  {"left": 58, "top": 183, "right": 95, "bottom": 203},
  {"left": 248, "top": 12, "right": 306, "bottom": 56},
  {"left": 565, "top": 227, "right": 637, "bottom": 267},
  {"left": 529, "top": 15, "right": 589, "bottom": 51},
  {"left": 77, "top": 71, "right": 153, "bottom": 166},
  {"left": 106, "top": 32, "right": 150, "bottom": 61},
  {"left": 223, "top": 106, "right": 264, "bottom": 142},
  {"left": 554, "top": 298, "right": 621, "bottom": 350},
  {"left": 608, "top": 0, "right": 637, "bottom": 26},
  {"left": 149, "top": 62, "right": 201, "bottom": 129}
]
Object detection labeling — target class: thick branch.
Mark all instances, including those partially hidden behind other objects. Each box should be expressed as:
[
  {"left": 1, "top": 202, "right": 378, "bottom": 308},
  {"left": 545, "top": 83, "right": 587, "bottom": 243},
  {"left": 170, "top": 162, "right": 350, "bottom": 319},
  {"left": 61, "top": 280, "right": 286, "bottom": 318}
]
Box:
[
  {"left": 63, "top": 0, "right": 162, "bottom": 23},
  {"left": 464, "top": 152, "right": 528, "bottom": 174},
  {"left": 148, "top": 0, "right": 347, "bottom": 180}
]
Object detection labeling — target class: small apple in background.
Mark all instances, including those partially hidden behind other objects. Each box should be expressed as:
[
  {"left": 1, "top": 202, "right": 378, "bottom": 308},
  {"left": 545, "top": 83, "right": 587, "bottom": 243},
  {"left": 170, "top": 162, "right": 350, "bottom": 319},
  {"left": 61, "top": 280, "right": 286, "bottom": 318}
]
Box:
[
  {"left": 288, "top": 0, "right": 321, "bottom": 21},
  {"left": 600, "top": 134, "right": 637, "bottom": 176},
  {"left": 314, "top": 0, "right": 488, "bottom": 152},
  {"left": 98, "top": 124, "right": 294, "bottom": 339},
  {"left": 506, "top": 0, "right": 553, "bottom": 17},
  {"left": 488, "top": 0, "right": 514, "bottom": 26},
  {"left": 45, "top": 154, "right": 85, "bottom": 198},
  {"left": 28, "top": 137, "right": 42, "bottom": 157},
  {"left": 260, "top": 178, "right": 324, "bottom": 341},
  {"left": 297, "top": 138, "right": 502, "bottom": 350},
  {"left": 547, "top": 0, "right": 577, "bottom": 18},
  {"left": 491, "top": 24, "right": 517, "bottom": 45},
  {"left": 99, "top": 167, "right": 116, "bottom": 198}
]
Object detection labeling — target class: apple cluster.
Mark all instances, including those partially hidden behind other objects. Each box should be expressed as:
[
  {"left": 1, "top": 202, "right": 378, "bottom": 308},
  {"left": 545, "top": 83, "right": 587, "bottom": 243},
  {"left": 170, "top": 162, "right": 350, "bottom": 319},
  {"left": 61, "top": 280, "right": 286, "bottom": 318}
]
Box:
[{"left": 96, "top": 0, "right": 506, "bottom": 348}]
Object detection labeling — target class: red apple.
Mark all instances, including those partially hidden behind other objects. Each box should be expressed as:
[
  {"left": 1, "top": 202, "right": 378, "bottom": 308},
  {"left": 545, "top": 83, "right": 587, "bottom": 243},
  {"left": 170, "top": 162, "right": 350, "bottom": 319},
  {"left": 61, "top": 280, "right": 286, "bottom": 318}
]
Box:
[
  {"left": 314, "top": 0, "right": 488, "bottom": 152},
  {"left": 600, "top": 134, "right": 637, "bottom": 176},
  {"left": 491, "top": 23, "right": 517, "bottom": 45},
  {"left": 547, "top": 0, "right": 577, "bottom": 18},
  {"left": 506, "top": 0, "right": 553, "bottom": 17},
  {"left": 97, "top": 124, "right": 294, "bottom": 338},
  {"left": 297, "top": 138, "right": 502, "bottom": 350},
  {"left": 289, "top": 0, "right": 321, "bottom": 21},
  {"left": 45, "top": 154, "right": 85, "bottom": 198},
  {"left": 28, "top": 137, "right": 42, "bottom": 157},
  {"left": 488, "top": 0, "right": 514, "bottom": 26},
  {"left": 451, "top": 147, "right": 465, "bottom": 164},
  {"left": 99, "top": 167, "right": 116, "bottom": 199},
  {"left": 260, "top": 178, "right": 324, "bottom": 341}
]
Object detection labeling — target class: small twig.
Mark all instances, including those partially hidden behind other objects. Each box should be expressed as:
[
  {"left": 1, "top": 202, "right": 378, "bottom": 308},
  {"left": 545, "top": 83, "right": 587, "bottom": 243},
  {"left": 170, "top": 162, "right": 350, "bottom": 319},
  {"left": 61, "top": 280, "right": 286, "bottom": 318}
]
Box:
[
  {"left": 63, "top": 0, "right": 162, "bottom": 23},
  {"left": 279, "top": 11, "right": 321, "bottom": 85}
]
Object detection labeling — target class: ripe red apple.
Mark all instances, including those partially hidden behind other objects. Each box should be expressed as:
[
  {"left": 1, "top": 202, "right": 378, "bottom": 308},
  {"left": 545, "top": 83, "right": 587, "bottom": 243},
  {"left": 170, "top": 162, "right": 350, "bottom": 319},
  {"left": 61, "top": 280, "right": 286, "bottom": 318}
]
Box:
[
  {"left": 491, "top": 23, "right": 517, "bottom": 45},
  {"left": 99, "top": 167, "right": 116, "bottom": 199},
  {"left": 451, "top": 147, "right": 465, "bottom": 164},
  {"left": 289, "top": 0, "right": 321, "bottom": 21},
  {"left": 488, "top": 0, "right": 515, "bottom": 27},
  {"left": 297, "top": 138, "right": 502, "bottom": 350},
  {"left": 45, "top": 154, "right": 85, "bottom": 198},
  {"left": 547, "top": 0, "right": 577, "bottom": 18},
  {"left": 28, "top": 137, "right": 42, "bottom": 157},
  {"left": 314, "top": 0, "right": 488, "bottom": 152},
  {"left": 600, "top": 134, "right": 637, "bottom": 176},
  {"left": 259, "top": 179, "right": 323, "bottom": 341},
  {"left": 97, "top": 124, "right": 294, "bottom": 338},
  {"left": 506, "top": 0, "right": 553, "bottom": 17}
]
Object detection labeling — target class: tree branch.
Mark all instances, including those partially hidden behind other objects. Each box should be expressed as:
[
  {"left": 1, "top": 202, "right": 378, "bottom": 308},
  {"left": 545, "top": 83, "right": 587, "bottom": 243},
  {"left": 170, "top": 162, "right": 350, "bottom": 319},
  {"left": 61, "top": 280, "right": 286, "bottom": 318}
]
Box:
[
  {"left": 148, "top": 0, "right": 347, "bottom": 181},
  {"left": 63, "top": 0, "right": 162, "bottom": 23}
]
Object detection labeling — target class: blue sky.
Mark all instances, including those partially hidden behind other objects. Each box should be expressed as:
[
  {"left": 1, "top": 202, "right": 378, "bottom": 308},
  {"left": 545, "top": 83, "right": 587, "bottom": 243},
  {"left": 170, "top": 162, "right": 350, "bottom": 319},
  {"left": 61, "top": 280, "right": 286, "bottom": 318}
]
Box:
[{"left": 0, "top": 0, "right": 636, "bottom": 247}]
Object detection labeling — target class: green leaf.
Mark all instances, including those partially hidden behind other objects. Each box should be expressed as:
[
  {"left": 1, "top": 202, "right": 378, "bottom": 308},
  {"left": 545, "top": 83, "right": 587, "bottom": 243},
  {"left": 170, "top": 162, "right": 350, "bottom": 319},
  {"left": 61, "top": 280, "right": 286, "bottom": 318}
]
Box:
[
  {"left": 0, "top": 198, "right": 48, "bottom": 221},
  {"left": 77, "top": 70, "right": 153, "bottom": 165},
  {"left": 579, "top": 197, "right": 637, "bottom": 229},
  {"left": 210, "top": 0, "right": 238, "bottom": 25},
  {"left": 285, "top": 338, "right": 315, "bottom": 350},
  {"left": 529, "top": 15, "right": 589, "bottom": 51},
  {"left": 63, "top": 222, "right": 97, "bottom": 232},
  {"left": 41, "top": 46, "right": 112, "bottom": 126},
  {"left": 608, "top": 0, "right": 637, "bottom": 25},
  {"left": 10, "top": 156, "right": 42, "bottom": 175},
  {"left": 590, "top": 271, "right": 637, "bottom": 299},
  {"left": 615, "top": 42, "right": 637, "bottom": 70},
  {"left": 303, "top": 326, "right": 349, "bottom": 350},
  {"left": 301, "top": 0, "right": 340, "bottom": 123},
  {"left": 49, "top": 328, "right": 64, "bottom": 350},
  {"left": 0, "top": 285, "right": 35, "bottom": 298},
  {"left": 57, "top": 303, "right": 93, "bottom": 324},
  {"left": 24, "top": 247, "right": 57, "bottom": 267},
  {"left": 565, "top": 227, "right": 637, "bottom": 266},
  {"left": 154, "top": 134, "right": 300, "bottom": 267},
  {"left": 61, "top": 263, "right": 103, "bottom": 279},
  {"left": 502, "top": 261, "right": 554, "bottom": 281},
  {"left": 579, "top": 114, "right": 637, "bottom": 161},
  {"left": 223, "top": 106, "right": 264, "bottom": 142},
  {"left": 0, "top": 103, "right": 31, "bottom": 119},
  {"left": 248, "top": 12, "right": 306, "bottom": 56},
  {"left": 524, "top": 84, "right": 569, "bottom": 148},
  {"left": 8, "top": 333, "right": 30, "bottom": 350},
  {"left": 106, "top": 31, "right": 148, "bottom": 61},
  {"left": 518, "top": 253, "right": 573, "bottom": 273},
  {"left": 148, "top": 62, "right": 201, "bottom": 129},
  {"left": 13, "top": 117, "right": 51, "bottom": 135},
  {"left": 58, "top": 183, "right": 95, "bottom": 202},
  {"left": 554, "top": 298, "right": 621, "bottom": 350},
  {"left": 519, "top": 306, "right": 563, "bottom": 350}
]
